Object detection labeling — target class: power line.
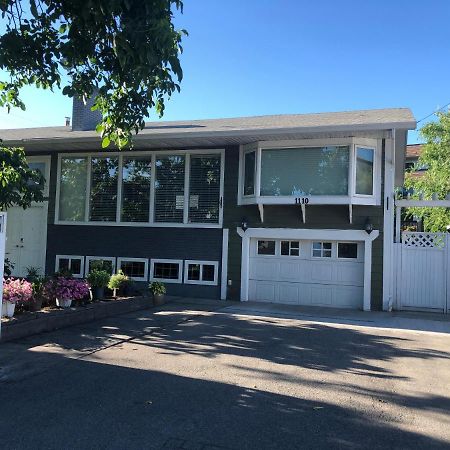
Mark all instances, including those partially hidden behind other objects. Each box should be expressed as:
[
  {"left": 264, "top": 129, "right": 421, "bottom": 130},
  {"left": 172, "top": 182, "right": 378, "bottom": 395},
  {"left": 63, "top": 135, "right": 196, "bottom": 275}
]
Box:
[{"left": 417, "top": 102, "right": 450, "bottom": 124}]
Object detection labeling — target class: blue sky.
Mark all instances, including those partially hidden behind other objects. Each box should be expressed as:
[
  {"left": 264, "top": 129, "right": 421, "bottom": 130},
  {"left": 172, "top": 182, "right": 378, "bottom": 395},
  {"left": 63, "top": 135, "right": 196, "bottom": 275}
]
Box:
[{"left": 1, "top": 0, "right": 450, "bottom": 143}]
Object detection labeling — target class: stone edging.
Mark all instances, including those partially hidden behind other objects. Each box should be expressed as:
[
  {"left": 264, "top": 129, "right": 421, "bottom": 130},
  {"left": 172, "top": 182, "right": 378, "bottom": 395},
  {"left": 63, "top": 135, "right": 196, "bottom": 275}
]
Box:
[{"left": 0, "top": 296, "right": 152, "bottom": 343}]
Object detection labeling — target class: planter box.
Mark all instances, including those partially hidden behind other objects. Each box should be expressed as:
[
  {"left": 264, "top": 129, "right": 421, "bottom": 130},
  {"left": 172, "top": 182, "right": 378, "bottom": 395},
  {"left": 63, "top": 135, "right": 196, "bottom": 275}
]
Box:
[{"left": 0, "top": 295, "right": 153, "bottom": 343}]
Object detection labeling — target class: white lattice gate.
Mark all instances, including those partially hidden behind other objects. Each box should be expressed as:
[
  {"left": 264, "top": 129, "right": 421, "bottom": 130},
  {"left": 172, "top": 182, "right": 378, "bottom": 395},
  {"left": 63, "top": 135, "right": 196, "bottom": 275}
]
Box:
[{"left": 394, "top": 232, "right": 449, "bottom": 312}]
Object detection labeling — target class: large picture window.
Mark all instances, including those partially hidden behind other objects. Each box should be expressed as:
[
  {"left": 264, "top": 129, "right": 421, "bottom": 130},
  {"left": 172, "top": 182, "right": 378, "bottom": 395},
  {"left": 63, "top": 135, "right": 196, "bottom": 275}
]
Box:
[
  {"left": 56, "top": 151, "right": 223, "bottom": 226},
  {"left": 188, "top": 155, "right": 221, "bottom": 223},
  {"left": 154, "top": 155, "right": 185, "bottom": 223},
  {"left": 121, "top": 157, "right": 152, "bottom": 222},
  {"left": 90, "top": 157, "right": 119, "bottom": 221},
  {"left": 260, "top": 146, "right": 349, "bottom": 196},
  {"left": 58, "top": 157, "right": 88, "bottom": 221}
]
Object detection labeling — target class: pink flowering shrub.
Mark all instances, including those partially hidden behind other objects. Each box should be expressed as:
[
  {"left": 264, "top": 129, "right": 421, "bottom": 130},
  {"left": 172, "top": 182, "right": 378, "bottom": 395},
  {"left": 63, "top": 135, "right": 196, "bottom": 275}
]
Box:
[
  {"left": 3, "top": 278, "right": 33, "bottom": 304},
  {"left": 45, "top": 277, "right": 89, "bottom": 301}
]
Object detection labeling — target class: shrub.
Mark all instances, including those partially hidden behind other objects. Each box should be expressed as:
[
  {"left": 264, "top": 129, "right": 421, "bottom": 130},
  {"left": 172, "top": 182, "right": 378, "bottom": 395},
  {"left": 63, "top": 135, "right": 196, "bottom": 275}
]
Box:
[
  {"left": 46, "top": 278, "right": 89, "bottom": 301},
  {"left": 2, "top": 278, "right": 33, "bottom": 304},
  {"left": 149, "top": 281, "right": 166, "bottom": 296},
  {"left": 108, "top": 271, "right": 130, "bottom": 290},
  {"left": 87, "top": 270, "right": 110, "bottom": 288}
]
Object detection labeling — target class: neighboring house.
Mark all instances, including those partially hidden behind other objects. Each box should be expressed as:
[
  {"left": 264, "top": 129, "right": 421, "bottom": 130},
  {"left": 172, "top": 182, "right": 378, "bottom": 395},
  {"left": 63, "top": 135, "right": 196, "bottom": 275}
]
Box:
[
  {"left": 0, "top": 101, "right": 416, "bottom": 311},
  {"left": 405, "top": 143, "right": 427, "bottom": 176}
]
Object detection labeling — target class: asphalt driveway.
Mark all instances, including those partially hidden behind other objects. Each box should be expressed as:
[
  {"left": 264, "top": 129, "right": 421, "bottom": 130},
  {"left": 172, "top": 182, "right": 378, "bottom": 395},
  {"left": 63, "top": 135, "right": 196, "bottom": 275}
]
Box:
[{"left": 1, "top": 299, "right": 450, "bottom": 449}]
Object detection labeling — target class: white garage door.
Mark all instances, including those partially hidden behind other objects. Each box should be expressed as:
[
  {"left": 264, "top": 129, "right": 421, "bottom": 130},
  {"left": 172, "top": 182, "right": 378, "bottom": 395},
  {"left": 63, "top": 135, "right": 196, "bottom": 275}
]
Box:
[{"left": 248, "top": 238, "right": 364, "bottom": 309}]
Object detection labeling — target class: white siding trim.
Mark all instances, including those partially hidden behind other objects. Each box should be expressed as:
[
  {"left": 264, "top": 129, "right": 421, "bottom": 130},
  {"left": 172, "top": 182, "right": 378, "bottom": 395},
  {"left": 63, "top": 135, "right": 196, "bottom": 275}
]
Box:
[
  {"left": 237, "top": 227, "right": 379, "bottom": 310},
  {"left": 221, "top": 229, "right": 229, "bottom": 300}
]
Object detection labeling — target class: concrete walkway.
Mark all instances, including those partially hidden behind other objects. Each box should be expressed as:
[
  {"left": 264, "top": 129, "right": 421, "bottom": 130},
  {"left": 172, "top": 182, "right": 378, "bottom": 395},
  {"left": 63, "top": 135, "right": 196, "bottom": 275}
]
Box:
[{"left": 1, "top": 298, "right": 450, "bottom": 449}]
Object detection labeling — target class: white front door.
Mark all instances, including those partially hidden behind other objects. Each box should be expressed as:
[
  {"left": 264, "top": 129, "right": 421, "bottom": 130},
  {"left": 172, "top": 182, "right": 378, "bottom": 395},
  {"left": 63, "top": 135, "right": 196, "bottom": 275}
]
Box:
[
  {"left": 4, "top": 156, "right": 50, "bottom": 278},
  {"left": 5, "top": 205, "right": 48, "bottom": 277}
]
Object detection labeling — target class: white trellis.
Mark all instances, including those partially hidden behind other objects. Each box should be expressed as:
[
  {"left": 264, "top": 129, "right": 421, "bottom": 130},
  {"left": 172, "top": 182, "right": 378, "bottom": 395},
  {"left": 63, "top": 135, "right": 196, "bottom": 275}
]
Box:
[{"left": 0, "top": 212, "right": 6, "bottom": 338}]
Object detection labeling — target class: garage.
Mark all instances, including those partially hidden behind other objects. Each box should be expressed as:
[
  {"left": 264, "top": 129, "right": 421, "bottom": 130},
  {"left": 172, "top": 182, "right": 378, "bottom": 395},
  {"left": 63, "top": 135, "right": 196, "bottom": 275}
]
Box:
[{"left": 248, "top": 238, "right": 365, "bottom": 309}]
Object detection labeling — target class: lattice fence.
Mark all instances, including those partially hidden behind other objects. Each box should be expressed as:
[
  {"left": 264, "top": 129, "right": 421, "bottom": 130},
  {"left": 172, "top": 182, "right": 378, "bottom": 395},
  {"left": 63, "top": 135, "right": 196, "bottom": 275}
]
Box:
[{"left": 402, "top": 232, "right": 446, "bottom": 249}]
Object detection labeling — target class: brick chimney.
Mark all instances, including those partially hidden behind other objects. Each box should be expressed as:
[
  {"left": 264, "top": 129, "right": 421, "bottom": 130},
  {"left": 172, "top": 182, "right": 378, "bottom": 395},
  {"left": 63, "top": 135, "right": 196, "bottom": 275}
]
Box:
[{"left": 71, "top": 92, "right": 102, "bottom": 131}]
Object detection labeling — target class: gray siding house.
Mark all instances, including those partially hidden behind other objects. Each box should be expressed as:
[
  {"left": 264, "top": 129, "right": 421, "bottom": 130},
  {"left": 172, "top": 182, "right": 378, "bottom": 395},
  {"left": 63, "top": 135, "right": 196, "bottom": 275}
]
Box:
[{"left": 1, "top": 103, "right": 416, "bottom": 311}]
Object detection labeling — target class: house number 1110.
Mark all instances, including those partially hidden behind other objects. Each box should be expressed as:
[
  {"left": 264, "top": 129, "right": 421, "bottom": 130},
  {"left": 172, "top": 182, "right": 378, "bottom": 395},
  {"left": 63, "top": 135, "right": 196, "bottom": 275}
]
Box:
[{"left": 295, "top": 197, "right": 310, "bottom": 205}]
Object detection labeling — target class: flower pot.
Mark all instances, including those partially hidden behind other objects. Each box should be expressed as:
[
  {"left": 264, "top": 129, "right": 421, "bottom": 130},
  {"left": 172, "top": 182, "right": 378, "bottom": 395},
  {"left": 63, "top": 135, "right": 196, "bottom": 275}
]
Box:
[
  {"left": 30, "top": 296, "right": 43, "bottom": 312},
  {"left": 56, "top": 298, "right": 72, "bottom": 308},
  {"left": 153, "top": 294, "right": 165, "bottom": 306},
  {"left": 2, "top": 301, "right": 16, "bottom": 318},
  {"left": 90, "top": 286, "right": 105, "bottom": 301}
]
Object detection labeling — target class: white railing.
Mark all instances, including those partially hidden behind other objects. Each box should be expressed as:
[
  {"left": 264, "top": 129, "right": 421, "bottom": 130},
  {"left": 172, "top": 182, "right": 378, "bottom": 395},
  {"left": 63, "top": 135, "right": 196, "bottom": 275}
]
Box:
[{"left": 0, "top": 212, "right": 7, "bottom": 339}]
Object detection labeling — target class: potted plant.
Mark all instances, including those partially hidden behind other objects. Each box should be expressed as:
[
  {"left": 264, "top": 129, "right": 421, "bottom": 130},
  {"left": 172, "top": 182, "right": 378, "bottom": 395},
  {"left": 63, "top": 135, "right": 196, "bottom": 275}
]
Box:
[
  {"left": 108, "top": 271, "right": 130, "bottom": 298},
  {"left": 30, "top": 276, "right": 47, "bottom": 312},
  {"left": 51, "top": 277, "right": 89, "bottom": 308},
  {"left": 2, "top": 277, "right": 33, "bottom": 318},
  {"left": 87, "top": 270, "right": 110, "bottom": 300},
  {"left": 149, "top": 281, "right": 166, "bottom": 306}
]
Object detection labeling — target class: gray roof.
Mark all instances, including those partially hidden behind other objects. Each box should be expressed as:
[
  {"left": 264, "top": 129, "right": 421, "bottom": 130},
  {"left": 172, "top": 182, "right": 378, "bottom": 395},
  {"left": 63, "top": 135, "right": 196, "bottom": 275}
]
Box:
[{"left": 0, "top": 107, "right": 416, "bottom": 150}]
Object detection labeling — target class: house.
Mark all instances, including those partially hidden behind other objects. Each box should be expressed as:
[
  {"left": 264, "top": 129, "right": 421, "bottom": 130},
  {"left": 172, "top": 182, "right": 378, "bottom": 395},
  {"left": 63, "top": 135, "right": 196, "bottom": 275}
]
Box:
[
  {"left": 0, "top": 101, "right": 416, "bottom": 311},
  {"left": 405, "top": 143, "right": 427, "bottom": 176}
]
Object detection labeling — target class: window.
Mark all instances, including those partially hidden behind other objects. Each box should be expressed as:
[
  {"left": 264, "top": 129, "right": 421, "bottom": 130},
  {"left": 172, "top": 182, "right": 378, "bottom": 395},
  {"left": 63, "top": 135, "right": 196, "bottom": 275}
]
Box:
[
  {"left": 338, "top": 243, "right": 358, "bottom": 259},
  {"left": 188, "top": 155, "right": 221, "bottom": 223},
  {"left": 121, "top": 157, "right": 152, "bottom": 222},
  {"left": 243, "top": 151, "right": 256, "bottom": 196},
  {"left": 59, "top": 157, "right": 88, "bottom": 221},
  {"left": 28, "top": 161, "right": 47, "bottom": 193},
  {"left": 56, "top": 150, "right": 224, "bottom": 226},
  {"left": 281, "top": 241, "right": 300, "bottom": 256},
  {"left": 184, "top": 260, "right": 219, "bottom": 285},
  {"left": 260, "top": 146, "right": 349, "bottom": 196},
  {"left": 355, "top": 147, "right": 374, "bottom": 195},
  {"left": 55, "top": 255, "right": 84, "bottom": 278},
  {"left": 312, "top": 242, "right": 332, "bottom": 258},
  {"left": 154, "top": 155, "right": 185, "bottom": 223},
  {"left": 151, "top": 259, "right": 183, "bottom": 283},
  {"left": 90, "top": 157, "right": 119, "bottom": 221},
  {"left": 85, "top": 257, "right": 116, "bottom": 276},
  {"left": 117, "top": 258, "right": 148, "bottom": 281},
  {"left": 257, "top": 240, "right": 276, "bottom": 255}
]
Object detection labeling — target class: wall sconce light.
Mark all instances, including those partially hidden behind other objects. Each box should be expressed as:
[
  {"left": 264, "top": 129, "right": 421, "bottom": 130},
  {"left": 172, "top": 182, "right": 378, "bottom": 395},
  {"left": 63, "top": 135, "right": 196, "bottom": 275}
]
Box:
[
  {"left": 241, "top": 217, "right": 248, "bottom": 232},
  {"left": 364, "top": 218, "right": 373, "bottom": 235}
]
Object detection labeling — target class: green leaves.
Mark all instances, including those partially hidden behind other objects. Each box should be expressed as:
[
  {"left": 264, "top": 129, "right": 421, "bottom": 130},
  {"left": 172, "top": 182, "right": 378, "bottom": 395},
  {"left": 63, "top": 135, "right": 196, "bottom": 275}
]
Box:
[
  {"left": 0, "top": 0, "right": 187, "bottom": 149},
  {"left": 405, "top": 111, "right": 450, "bottom": 231},
  {"left": 0, "top": 145, "right": 45, "bottom": 210}
]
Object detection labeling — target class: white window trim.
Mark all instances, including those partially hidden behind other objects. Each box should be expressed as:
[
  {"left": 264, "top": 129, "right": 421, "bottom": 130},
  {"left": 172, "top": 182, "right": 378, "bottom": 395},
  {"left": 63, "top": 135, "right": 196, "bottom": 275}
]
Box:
[
  {"left": 27, "top": 155, "right": 51, "bottom": 198},
  {"left": 184, "top": 260, "right": 219, "bottom": 286},
  {"left": 117, "top": 257, "right": 148, "bottom": 282},
  {"left": 311, "top": 241, "right": 333, "bottom": 259},
  {"left": 238, "top": 138, "right": 381, "bottom": 206},
  {"left": 55, "top": 149, "right": 225, "bottom": 228},
  {"left": 256, "top": 239, "right": 277, "bottom": 256},
  {"left": 280, "top": 240, "right": 301, "bottom": 257},
  {"left": 150, "top": 258, "right": 183, "bottom": 284},
  {"left": 337, "top": 242, "right": 359, "bottom": 260},
  {"left": 84, "top": 256, "right": 116, "bottom": 276},
  {"left": 55, "top": 255, "right": 84, "bottom": 278},
  {"left": 353, "top": 146, "right": 376, "bottom": 198}
]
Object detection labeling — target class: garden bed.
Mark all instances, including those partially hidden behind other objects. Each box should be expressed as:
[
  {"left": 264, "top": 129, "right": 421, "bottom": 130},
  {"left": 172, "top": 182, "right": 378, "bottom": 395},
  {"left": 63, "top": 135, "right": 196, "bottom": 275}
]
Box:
[{"left": 0, "top": 295, "right": 152, "bottom": 343}]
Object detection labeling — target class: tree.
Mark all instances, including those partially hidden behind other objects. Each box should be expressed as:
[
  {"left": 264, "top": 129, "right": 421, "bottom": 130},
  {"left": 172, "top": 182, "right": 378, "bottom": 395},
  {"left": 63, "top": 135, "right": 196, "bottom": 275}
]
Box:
[
  {"left": 0, "top": 0, "right": 187, "bottom": 148},
  {"left": 0, "top": 145, "right": 45, "bottom": 210},
  {"left": 404, "top": 111, "right": 450, "bottom": 231}
]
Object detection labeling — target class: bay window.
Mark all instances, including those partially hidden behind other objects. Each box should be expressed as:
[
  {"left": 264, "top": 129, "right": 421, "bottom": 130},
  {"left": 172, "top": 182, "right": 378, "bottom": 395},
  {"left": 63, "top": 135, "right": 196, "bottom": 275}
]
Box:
[
  {"left": 355, "top": 147, "right": 374, "bottom": 196},
  {"left": 261, "top": 146, "right": 349, "bottom": 196},
  {"left": 239, "top": 139, "right": 379, "bottom": 206},
  {"left": 57, "top": 150, "right": 223, "bottom": 226}
]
